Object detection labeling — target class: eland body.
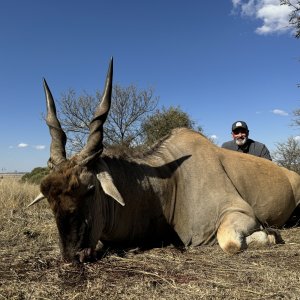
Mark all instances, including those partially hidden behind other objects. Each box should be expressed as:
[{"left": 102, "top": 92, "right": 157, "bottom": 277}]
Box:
[{"left": 31, "top": 59, "right": 300, "bottom": 262}]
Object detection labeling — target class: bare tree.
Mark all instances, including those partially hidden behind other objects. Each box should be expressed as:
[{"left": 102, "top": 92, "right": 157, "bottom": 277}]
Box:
[
  {"left": 273, "top": 137, "right": 300, "bottom": 174},
  {"left": 103, "top": 84, "right": 158, "bottom": 148},
  {"left": 281, "top": 1, "right": 300, "bottom": 126},
  {"left": 58, "top": 90, "right": 97, "bottom": 153},
  {"left": 292, "top": 108, "right": 300, "bottom": 127},
  {"left": 281, "top": 0, "right": 300, "bottom": 38},
  {"left": 58, "top": 84, "right": 158, "bottom": 154}
]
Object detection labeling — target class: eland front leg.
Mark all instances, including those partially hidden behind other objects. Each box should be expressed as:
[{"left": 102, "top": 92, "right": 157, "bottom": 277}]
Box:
[{"left": 217, "top": 211, "right": 283, "bottom": 254}]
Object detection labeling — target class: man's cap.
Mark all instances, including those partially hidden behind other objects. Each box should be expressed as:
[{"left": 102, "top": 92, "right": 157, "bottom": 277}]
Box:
[{"left": 232, "top": 121, "right": 248, "bottom": 132}]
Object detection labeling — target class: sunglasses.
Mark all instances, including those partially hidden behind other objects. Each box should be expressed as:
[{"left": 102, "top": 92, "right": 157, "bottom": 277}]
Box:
[{"left": 232, "top": 128, "right": 248, "bottom": 134}]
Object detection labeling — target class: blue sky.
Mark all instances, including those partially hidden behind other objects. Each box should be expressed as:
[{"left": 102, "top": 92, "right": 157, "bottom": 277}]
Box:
[{"left": 1, "top": 0, "right": 299, "bottom": 172}]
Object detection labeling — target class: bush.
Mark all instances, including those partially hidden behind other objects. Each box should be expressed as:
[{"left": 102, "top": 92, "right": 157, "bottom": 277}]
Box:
[
  {"left": 142, "top": 106, "right": 201, "bottom": 146},
  {"left": 21, "top": 167, "right": 49, "bottom": 185}
]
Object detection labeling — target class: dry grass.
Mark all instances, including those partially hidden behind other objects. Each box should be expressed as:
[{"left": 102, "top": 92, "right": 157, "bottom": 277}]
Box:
[{"left": 0, "top": 177, "right": 300, "bottom": 300}]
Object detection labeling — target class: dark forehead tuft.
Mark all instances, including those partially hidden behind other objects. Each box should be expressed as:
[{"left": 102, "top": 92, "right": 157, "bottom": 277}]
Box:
[
  {"left": 40, "top": 160, "right": 83, "bottom": 196},
  {"left": 40, "top": 172, "right": 66, "bottom": 196}
]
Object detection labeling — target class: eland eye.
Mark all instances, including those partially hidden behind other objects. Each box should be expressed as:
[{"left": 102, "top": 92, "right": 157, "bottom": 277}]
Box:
[{"left": 85, "top": 184, "right": 95, "bottom": 195}]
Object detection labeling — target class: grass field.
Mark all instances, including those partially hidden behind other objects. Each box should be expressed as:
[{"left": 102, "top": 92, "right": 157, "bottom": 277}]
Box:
[{"left": 0, "top": 177, "right": 299, "bottom": 299}]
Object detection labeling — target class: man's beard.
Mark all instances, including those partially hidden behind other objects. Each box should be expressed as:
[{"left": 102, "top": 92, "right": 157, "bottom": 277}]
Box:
[{"left": 235, "top": 137, "right": 248, "bottom": 146}]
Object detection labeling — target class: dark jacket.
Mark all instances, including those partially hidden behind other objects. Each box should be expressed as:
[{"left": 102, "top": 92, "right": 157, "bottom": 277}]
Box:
[{"left": 221, "top": 139, "right": 272, "bottom": 160}]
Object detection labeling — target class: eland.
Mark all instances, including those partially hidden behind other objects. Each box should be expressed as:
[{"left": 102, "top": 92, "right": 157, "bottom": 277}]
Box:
[{"left": 29, "top": 58, "right": 300, "bottom": 262}]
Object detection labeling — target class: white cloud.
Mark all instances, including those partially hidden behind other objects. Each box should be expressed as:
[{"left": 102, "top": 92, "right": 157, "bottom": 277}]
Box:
[
  {"left": 294, "top": 136, "right": 300, "bottom": 141},
  {"left": 14, "top": 143, "right": 46, "bottom": 150},
  {"left": 34, "top": 145, "right": 46, "bottom": 150},
  {"left": 210, "top": 134, "right": 218, "bottom": 140},
  {"left": 231, "top": 0, "right": 296, "bottom": 35},
  {"left": 272, "top": 109, "right": 289, "bottom": 116},
  {"left": 18, "top": 143, "right": 29, "bottom": 148},
  {"left": 232, "top": 0, "right": 241, "bottom": 7}
]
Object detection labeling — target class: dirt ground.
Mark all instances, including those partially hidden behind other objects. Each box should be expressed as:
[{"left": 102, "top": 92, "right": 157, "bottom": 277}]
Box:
[{"left": 0, "top": 178, "right": 299, "bottom": 300}]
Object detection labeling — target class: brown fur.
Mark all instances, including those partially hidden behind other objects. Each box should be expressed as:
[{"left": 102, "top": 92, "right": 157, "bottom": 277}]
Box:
[
  {"left": 38, "top": 128, "right": 300, "bottom": 262},
  {"left": 41, "top": 162, "right": 86, "bottom": 213},
  {"left": 36, "top": 60, "right": 300, "bottom": 262}
]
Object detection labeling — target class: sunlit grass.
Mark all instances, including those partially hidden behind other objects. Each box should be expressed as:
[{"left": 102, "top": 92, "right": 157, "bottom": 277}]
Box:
[{"left": 0, "top": 177, "right": 299, "bottom": 299}]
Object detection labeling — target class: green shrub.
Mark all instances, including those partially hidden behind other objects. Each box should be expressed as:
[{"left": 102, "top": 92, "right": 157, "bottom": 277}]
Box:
[{"left": 21, "top": 167, "right": 49, "bottom": 185}]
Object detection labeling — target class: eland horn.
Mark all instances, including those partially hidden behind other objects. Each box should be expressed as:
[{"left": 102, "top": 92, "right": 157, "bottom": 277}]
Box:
[
  {"left": 78, "top": 58, "right": 113, "bottom": 162},
  {"left": 43, "top": 79, "right": 67, "bottom": 168},
  {"left": 27, "top": 193, "right": 46, "bottom": 208}
]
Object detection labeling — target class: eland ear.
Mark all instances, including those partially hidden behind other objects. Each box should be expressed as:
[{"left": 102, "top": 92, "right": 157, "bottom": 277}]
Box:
[{"left": 97, "top": 172, "right": 125, "bottom": 206}]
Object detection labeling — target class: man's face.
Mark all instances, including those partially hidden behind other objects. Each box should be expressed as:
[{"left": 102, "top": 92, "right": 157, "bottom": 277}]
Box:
[{"left": 232, "top": 128, "right": 248, "bottom": 146}]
